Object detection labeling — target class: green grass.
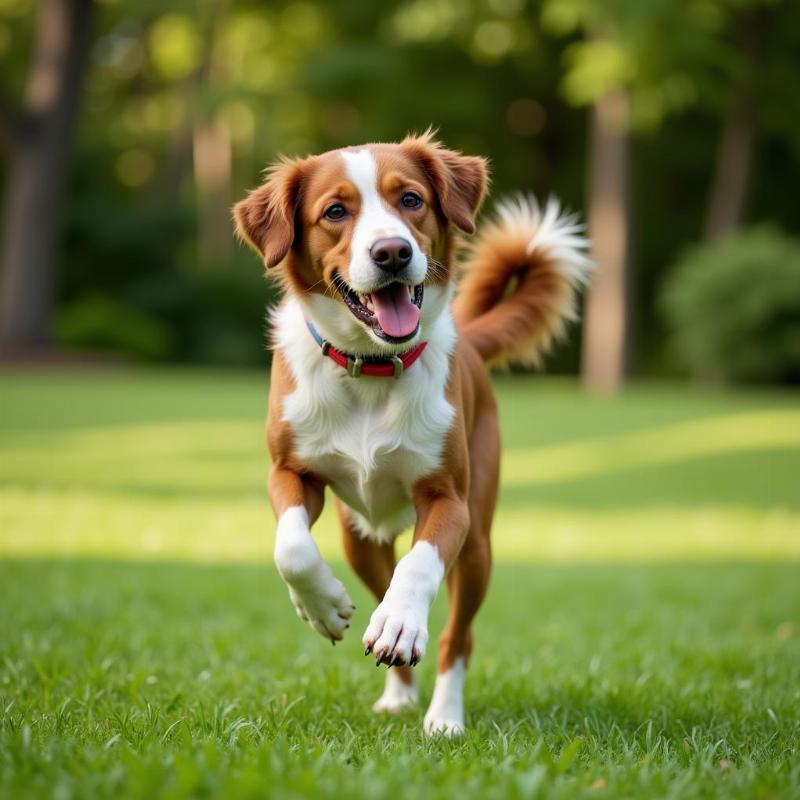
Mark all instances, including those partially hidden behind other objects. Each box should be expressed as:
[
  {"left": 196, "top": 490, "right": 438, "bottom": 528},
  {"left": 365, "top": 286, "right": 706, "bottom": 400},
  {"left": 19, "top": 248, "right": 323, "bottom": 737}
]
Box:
[{"left": 1, "top": 368, "right": 799, "bottom": 799}]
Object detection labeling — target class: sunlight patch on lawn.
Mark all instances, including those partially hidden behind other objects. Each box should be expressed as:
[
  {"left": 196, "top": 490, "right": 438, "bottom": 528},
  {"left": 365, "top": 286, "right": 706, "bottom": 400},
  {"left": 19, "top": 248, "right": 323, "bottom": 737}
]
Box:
[
  {"left": 0, "top": 420, "right": 265, "bottom": 495},
  {"left": 2, "top": 486, "right": 797, "bottom": 563},
  {"left": 3, "top": 409, "right": 799, "bottom": 499},
  {"left": 0, "top": 488, "right": 273, "bottom": 562},
  {"left": 502, "top": 409, "right": 800, "bottom": 485},
  {"left": 2, "top": 393, "right": 798, "bottom": 564}
]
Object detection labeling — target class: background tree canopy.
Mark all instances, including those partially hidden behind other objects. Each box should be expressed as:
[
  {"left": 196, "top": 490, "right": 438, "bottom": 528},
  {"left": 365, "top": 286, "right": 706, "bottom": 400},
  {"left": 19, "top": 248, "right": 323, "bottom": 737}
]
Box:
[{"left": 0, "top": 0, "right": 798, "bottom": 384}]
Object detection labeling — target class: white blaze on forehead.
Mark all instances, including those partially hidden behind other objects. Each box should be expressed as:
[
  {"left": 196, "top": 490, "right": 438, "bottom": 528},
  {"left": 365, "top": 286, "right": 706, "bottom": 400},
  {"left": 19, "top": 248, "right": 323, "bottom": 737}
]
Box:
[
  {"left": 340, "top": 148, "right": 427, "bottom": 290},
  {"left": 340, "top": 149, "right": 404, "bottom": 236}
]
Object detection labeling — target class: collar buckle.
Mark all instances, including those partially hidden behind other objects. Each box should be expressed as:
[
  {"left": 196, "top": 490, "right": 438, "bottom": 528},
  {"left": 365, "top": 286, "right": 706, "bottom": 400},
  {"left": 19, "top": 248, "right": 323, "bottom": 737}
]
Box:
[
  {"left": 346, "top": 356, "right": 363, "bottom": 378},
  {"left": 390, "top": 355, "right": 403, "bottom": 378}
]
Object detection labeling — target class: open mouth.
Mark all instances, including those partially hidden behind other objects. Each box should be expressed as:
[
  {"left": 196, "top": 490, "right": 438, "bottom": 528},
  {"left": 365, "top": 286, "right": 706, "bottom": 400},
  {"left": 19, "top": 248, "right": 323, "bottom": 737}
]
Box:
[{"left": 333, "top": 275, "right": 424, "bottom": 343}]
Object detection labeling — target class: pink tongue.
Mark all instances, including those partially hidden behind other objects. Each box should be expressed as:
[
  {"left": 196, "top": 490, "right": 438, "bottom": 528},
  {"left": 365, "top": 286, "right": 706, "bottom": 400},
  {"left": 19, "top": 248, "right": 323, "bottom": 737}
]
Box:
[{"left": 370, "top": 284, "right": 420, "bottom": 338}]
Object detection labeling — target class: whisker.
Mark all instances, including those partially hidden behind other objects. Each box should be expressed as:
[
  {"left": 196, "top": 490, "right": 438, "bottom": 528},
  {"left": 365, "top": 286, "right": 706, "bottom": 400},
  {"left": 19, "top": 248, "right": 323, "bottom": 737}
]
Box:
[
  {"left": 303, "top": 273, "right": 343, "bottom": 301},
  {"left": 304, "top": 277, "right": 327, "bottom": 294},
  {"left": 426, "top": 256, "right": 447, "bottom": 282}
]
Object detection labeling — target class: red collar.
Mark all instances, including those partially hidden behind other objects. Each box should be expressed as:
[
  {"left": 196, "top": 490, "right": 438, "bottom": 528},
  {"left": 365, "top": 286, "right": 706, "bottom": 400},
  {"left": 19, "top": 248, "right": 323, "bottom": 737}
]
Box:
[{"left": 305, "top": 320, "right": 427, "bottom": 378}]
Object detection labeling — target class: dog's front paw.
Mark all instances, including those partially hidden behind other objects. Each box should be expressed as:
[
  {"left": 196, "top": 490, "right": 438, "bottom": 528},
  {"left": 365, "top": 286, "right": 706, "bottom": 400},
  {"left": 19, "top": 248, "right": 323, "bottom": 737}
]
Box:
[
  {"left": 286, "top": 562, "right": 355, "bottom": 643},
  {"left": 423, "top": 712, "right": 465, "bottom": 737},
  {"left": 362, "top": 597, "right": 428, "bottom": 667}
]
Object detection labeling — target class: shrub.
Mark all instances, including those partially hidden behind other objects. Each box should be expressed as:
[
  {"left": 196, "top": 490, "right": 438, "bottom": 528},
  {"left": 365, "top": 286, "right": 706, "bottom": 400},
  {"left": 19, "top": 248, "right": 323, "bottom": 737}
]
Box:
[
  {"left": 126, "top": 257, "right": 276, "bottom": 366},
  {"left": 661, "top": 226, "right": 800, "bottom": 384},
  {"left": 55, "top": 294, "right": 174, "bottom": 362}
]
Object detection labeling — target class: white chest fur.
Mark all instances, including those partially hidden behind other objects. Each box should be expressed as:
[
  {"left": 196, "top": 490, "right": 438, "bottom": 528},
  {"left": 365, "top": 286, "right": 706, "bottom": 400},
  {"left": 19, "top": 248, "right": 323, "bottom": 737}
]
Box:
[{"left": 273, "top": 296, "right": 456, "bottom": 542}]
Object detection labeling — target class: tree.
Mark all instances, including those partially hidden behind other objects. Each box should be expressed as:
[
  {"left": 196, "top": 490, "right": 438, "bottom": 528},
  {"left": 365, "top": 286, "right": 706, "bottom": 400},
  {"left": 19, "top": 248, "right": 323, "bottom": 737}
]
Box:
[
  {"left": 192, "top": 6, "right": 234, "bottom": 267},
  {"left": 0, "top": 0, "right": 95, "bottom": 351},
  {"left": 542, "top": 0, "right": 757, "bottom": 390},
  {"left": 703, "top": 6, "right": 771, "bottom": 241},
  {"left": 544, "top": 13, "right": 642, "bottom": 392},
  {"left": 581, "top": 86, "right": 632, "bottom": 391}
]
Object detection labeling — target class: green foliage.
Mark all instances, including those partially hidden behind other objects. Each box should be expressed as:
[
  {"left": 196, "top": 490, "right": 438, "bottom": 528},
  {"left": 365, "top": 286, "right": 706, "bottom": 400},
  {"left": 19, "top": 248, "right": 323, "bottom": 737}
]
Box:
[
  {"left": 541, "top": 0, "right": 756, "bottom": 129},
  {"left": 126, "top": 261, "right": 276, "bottom": 366},
  {"left": 55, "top": 294, "right": 174, "bottom": 361},
  {"left": 661, "top": 226, "right": 800, "bottom": 384},
  {"left": 60, "top": 145, "right": 276, "bottom": 366},
  {"left": 148, "top": 14, "right": 203, "bottom": 80},
  {"left": 3, "top": 0, "right": 800, "bottom": 369}
]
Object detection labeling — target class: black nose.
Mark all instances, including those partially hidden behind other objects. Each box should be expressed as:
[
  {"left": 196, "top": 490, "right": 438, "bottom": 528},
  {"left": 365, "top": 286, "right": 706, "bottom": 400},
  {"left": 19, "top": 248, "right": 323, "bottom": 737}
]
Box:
[{"left": 370, "top": 237, "right": 413, "bottom": 273}]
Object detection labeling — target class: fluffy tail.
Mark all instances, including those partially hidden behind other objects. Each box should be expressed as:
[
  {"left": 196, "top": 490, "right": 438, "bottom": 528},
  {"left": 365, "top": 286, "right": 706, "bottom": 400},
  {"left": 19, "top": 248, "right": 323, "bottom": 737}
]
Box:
[{"left": 452, "top": 195, "right": 593, "bottom": 366}]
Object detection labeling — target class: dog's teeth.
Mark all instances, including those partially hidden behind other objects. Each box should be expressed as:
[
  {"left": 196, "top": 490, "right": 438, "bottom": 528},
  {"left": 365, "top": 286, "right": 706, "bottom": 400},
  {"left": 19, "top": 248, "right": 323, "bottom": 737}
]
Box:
[{"left": 408, "top": 285, "right": 414, "bottom": 299}]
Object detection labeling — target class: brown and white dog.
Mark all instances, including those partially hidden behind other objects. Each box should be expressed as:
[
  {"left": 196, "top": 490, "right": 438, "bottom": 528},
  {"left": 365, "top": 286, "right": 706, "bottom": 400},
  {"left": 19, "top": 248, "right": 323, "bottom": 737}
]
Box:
[{"left": 233, "top": 131, "right": 590, "bottom": 736}]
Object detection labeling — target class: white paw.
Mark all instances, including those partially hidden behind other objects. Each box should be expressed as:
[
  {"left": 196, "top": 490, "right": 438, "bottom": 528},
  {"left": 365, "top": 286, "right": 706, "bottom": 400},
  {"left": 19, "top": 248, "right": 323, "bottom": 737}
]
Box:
[
  {"left": 286, "top": 561, "right": 355, "bottom": 643},
  {"left": 363, "top": 598, "right": 428, "bottom": 667},
  {"left": 372, "top": 671, "right": 418, "bottom": 714},
  {"left": 423, "top": 658, "right": 467, "bottom": 737},
  {"left": 423, "top": 713, "right": 465, "bottom": 737},
  {"left": 273, "top": 507, "right": 355, "bottom": 643},
  {"left": 362, "top": 542, "right": 443, "bottom": 667}
]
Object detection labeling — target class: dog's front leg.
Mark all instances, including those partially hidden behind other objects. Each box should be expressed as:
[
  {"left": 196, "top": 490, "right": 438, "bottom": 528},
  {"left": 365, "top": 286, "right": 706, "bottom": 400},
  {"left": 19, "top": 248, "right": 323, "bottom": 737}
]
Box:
[
  {"left": 363, "top": 489, "right": 469, "bottom": 666},
  {"left": 269, "top": 466, "right": 355, "bottom": 643}
]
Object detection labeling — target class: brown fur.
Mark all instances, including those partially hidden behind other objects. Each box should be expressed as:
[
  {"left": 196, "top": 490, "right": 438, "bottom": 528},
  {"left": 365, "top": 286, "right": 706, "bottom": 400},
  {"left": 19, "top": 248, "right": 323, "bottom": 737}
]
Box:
[
  {"left": 236, "top": 133, "right": 578, "bottom": 681},
  {"left": 453, "top": 212, "right": 582, "bottom": 365}
]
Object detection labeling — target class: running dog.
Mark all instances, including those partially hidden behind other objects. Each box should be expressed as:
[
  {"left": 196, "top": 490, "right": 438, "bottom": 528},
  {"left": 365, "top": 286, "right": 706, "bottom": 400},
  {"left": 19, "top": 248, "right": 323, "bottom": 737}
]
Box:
[{"left": 233, "top": 131, "right": 590, "bottom": 735}]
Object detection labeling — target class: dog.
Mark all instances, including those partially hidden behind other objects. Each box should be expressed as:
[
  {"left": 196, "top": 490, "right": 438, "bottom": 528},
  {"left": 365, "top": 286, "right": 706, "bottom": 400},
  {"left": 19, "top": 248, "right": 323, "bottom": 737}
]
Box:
[{"left": 233, "top": 131, "right": 590, "bottom": 736}]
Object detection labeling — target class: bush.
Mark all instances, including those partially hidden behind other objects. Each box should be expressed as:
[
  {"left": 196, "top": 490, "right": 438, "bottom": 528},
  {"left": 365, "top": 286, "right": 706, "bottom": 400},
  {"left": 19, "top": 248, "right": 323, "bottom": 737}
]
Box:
[
  {"left": 55, "top": 295, "right": 174, "bottom": 362},
  {"left": 126, "top": 258, "right": 276, "bottom": 366},
  {"left": 661, "top": 226, "right": 800, "bottom": 384}
]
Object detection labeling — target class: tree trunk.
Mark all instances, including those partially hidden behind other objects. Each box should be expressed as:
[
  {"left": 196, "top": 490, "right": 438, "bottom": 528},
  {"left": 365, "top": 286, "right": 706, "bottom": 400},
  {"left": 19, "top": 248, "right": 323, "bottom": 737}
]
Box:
[
  {"left": 703, "top": 22, "right": 759, "bottom": 241},
  {"left": 581, "top": 89, "right": 632, "bottom": 392},
  {"left": 0, "top": 0, "right": 94, "bottom": 351},
  {"left": 193, "top": 113, "right": 233, "bottom": 265},
  {"left": 703, "top": 100, "right": 753, "bottom": 241},
  {"left": 162, "top": 52, "right": 212, "bottom": 207},
  {"left": 191, "top": 4, "right": 233, "bottom": 267}
]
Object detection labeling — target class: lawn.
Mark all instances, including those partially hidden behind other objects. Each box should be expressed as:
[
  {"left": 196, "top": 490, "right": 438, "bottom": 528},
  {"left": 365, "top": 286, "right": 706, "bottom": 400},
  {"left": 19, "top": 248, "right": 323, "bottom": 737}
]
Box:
[{"left": 1, "top": 368, "right": 798, "bottom": 799}]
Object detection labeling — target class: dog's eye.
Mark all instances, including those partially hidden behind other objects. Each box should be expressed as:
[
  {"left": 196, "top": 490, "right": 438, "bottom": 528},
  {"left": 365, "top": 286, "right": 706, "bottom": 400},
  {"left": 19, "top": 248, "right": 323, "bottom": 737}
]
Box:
[
  {"left": 324, "top": 204, "right": 347, "bottom": 221},
  {"left": 401, "top": 192, "right": 422, "bottom": 209}
]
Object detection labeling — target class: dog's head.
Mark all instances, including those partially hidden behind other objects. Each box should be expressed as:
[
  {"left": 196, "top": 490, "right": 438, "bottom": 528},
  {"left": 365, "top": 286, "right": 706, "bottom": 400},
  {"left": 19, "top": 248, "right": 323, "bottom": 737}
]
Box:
[{"left": 234, "top": 131, "right": 488, "bottom": 351}]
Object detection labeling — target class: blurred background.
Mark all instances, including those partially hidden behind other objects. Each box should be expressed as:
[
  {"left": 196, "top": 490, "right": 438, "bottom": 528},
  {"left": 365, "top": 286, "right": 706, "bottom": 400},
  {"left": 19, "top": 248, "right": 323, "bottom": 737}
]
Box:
[
  {"left": 0, "top": 0, "right": 798, "bottom": 567},
  {"left": 0, "top": 0, "right": 799, "bottom": 387}
]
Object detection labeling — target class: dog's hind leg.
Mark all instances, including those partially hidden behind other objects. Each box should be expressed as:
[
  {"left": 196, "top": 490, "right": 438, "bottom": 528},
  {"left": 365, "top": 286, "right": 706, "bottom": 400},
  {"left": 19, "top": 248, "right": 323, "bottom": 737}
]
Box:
[
  {"left": 336, "top": 499, "right": 418, "bottom": 713},
  {"left": 423, "top": 411, "right": 498, "bottom": 737}
]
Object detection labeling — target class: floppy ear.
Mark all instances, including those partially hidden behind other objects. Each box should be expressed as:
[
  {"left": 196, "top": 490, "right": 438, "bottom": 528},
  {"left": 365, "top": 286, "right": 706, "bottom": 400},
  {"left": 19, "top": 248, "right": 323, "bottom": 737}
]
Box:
[
  {"left": 402, "top": 131, "right": 489, "bottom": 234},
  {"left": 233, "top": 158, "right": 308, "bottom": 269}
]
